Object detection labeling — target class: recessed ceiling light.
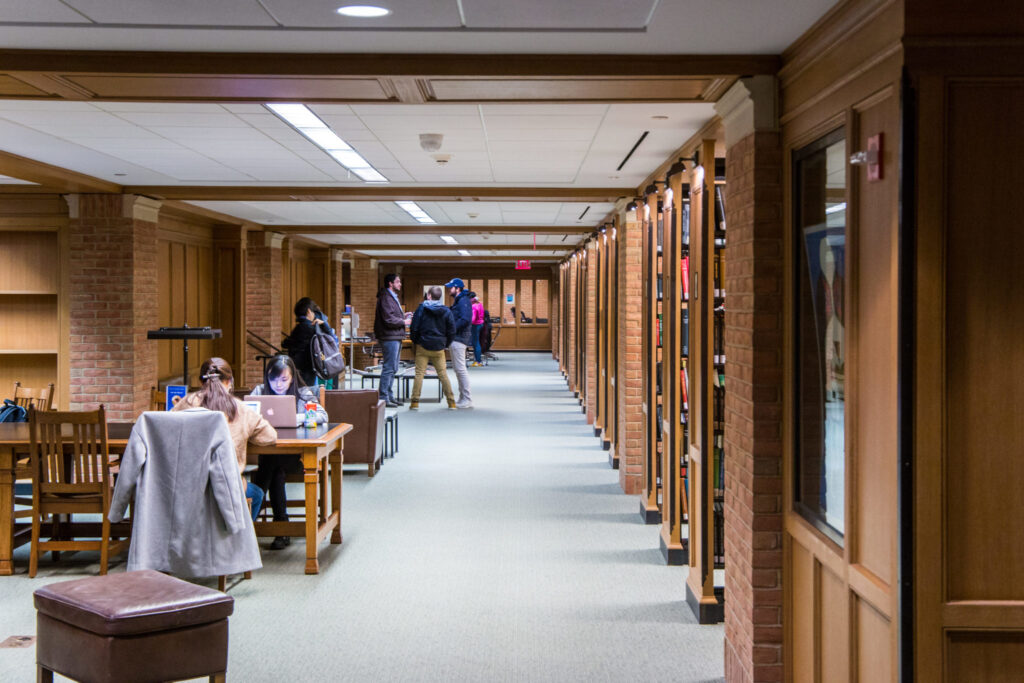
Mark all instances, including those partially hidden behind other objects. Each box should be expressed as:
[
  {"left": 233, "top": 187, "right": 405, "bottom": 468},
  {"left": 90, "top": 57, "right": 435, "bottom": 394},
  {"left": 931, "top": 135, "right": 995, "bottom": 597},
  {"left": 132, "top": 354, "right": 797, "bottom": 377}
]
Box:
[
  {"left": 652, "top": 115, "right": 669, "bottom": 120},
  {"left": 113, "top": 173, "right": 127, "bottom": 177},
  {"left": 337, "top": 5, "right": 391, "bottom": 18}
]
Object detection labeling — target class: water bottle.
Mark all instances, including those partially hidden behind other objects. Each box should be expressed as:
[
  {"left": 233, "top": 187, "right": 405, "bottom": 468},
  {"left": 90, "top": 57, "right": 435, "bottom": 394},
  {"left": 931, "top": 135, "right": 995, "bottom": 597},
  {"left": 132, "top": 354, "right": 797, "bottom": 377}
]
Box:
[{"left": 304, "top": 401, "right": 317, "bottom": 429}]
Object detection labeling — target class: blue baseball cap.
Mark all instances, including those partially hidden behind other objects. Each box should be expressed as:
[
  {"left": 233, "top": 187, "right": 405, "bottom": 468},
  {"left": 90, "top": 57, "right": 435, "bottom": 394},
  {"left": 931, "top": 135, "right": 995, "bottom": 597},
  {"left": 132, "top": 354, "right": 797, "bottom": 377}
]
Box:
[{"left": 444, "top": 278, "right": 465, "bottom": 289}]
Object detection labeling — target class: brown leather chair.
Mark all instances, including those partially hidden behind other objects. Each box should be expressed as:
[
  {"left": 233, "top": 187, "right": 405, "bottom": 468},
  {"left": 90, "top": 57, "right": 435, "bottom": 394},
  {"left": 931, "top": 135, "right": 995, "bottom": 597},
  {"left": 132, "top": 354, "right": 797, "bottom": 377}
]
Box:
[
  {"left": 34, "top": 569, "right": 233, "bottom": 683},
  {"left": 323, "top": 390, "right": 385, "bottom": 477}
]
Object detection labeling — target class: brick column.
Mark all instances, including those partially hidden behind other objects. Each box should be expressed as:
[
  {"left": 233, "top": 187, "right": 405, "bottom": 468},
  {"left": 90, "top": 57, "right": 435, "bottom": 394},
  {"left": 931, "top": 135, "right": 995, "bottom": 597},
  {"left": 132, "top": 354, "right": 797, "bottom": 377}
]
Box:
[
  {"left": 550, "top": 265, "right": 560, "bottom": 360},
  {"left": 67, "top": 194, "right": 161, "bottom": 421},
  {"left": 328, "top": 249, "right": 346, "bottom": 327},
  {"left": 349, "top": 256, "right": 378, "bottom": 369},
  {"left": 715, "top": 76, "right": 784, "bottom": 683},
  {"left": 245, "top": 231, "right": 283, "bottom": 387},
  {"left": 567, "top": 256, "right": 578, "bottom": 392},
  {"left": 584, "top": 239, "right": 598, "bottom": 423},
  {"left": 616, "top": 209, "right": 644, "bottom": 494}
]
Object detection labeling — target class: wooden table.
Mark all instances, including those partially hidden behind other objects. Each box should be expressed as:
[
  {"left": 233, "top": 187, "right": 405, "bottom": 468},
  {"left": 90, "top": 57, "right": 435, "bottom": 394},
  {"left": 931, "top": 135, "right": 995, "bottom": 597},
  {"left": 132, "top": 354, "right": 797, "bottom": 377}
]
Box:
[
  {"left": 248, "top": 422, "right": 351, "bottom": 575},
  {"left": 0, "top": 421, "right": 351, "bottom": 576}
]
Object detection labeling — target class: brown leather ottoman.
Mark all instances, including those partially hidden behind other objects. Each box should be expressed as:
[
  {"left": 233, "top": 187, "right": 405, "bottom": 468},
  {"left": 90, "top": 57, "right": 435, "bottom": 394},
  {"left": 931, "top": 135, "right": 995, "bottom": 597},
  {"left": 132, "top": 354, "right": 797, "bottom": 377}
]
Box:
[{"left": 33, "top": 570, "right": 234, "bottom": 683}]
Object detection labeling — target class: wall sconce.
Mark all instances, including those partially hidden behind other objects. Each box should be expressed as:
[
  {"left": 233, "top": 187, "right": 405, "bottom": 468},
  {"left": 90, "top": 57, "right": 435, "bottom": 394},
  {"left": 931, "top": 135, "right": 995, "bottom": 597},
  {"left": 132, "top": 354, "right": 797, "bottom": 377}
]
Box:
[{"left": 667, "top": 154, "right": 698, "bottom": 179}]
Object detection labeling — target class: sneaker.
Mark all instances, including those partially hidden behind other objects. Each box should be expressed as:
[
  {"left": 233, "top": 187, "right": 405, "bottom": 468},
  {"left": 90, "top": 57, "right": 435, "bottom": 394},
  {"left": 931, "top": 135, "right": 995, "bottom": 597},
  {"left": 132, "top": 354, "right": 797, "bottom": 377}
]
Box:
[
  {"left": 385, "top": 400, "right": 400, "bottom": 408},
  {"left": 269, "top": 536, "right": 291, "bottom": 550},
  {"left": 447, "top": 400, "right": 457, "bottom": 410},
  {"left": 456, "top": 401, "right": 473, "bottom": 410},
  {"left": 408, "top": 401, "right": 419, "bottom": 411}
]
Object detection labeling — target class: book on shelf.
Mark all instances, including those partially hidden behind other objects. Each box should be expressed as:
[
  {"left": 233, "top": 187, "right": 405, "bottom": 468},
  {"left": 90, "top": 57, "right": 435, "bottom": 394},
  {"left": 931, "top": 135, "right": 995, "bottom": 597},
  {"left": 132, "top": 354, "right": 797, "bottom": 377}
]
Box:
[
  {"left": 657, "top": 274, "right": 663, "bottom": 300},
  {"left": 681, "top": 255, "right": 690, "bottom": 300},
  {"left": 714, "top": 185, "right": 727, "bottom": 246},
  {"left": 682, "top": 308, "right": 689, "bottom": 357},
  {"left": 657, "top": 313, "right": 663, "bottom": 347},
  {"left": 680, "top": 359, "right": 689, "bottom": 411},
  {"left": 681, "top": 198, "right": 691, "bottom": 247}
]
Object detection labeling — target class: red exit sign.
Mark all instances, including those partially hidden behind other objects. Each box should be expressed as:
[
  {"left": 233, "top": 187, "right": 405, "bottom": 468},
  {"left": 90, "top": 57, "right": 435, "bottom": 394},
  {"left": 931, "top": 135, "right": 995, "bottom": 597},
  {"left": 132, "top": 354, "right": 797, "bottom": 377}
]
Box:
[{"left": 515, "top": 260, "right": 532, "bottom": 270}]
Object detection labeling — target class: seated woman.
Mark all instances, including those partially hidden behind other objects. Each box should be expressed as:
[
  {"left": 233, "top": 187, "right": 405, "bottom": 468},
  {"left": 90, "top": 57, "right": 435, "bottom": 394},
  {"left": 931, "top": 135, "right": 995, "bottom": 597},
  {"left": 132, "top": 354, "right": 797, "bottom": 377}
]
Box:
[
  {"left": 171, "top": 357, "right": 275, "bottom": 523},
  {"left": 249, "top": 355, "right": 328, "bottom": 550}
]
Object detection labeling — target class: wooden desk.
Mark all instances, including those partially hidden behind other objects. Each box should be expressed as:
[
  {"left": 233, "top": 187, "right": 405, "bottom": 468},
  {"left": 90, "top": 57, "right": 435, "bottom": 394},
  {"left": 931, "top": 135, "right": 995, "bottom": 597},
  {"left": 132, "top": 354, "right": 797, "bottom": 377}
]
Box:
[
  {"left": 0, "top": 421, "right": 351, "bottom": 577},
  {"left": 248, "top": 422, "right": 352, "bottom": 575}
]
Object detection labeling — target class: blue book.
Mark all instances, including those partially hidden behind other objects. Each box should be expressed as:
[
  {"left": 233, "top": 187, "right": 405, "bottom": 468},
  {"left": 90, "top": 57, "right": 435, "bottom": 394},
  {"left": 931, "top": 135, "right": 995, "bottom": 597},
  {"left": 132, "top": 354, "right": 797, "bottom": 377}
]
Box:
[{"left": 164, "top": 385, "right": 187, "bottom": 410}]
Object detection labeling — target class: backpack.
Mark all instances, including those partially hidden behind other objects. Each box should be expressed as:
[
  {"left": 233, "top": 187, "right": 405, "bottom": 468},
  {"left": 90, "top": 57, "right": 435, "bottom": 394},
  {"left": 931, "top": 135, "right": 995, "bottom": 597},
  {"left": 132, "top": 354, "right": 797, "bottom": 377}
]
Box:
[
  {"left": 310, "top": 324, "right": 346, "bottom": 380},
  {"left": 0, "top": 399, "right": 28, "bottom": 423}
]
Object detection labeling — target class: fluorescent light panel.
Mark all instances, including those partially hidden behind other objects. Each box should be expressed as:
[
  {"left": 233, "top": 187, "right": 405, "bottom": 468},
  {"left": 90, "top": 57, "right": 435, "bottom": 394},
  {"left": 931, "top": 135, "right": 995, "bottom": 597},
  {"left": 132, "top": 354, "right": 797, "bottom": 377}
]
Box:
[
  {"left": 394, "top": 200, "right": 436, "bottom": 224},
  {"left": 440, "top": 235, "right": 458, "bottom": 244},
  {"left": 265, "top": 103, "right": 386, "bottom": 183},
  {"left": 457, "top": 250, "right": 471, "bottom": 256}
]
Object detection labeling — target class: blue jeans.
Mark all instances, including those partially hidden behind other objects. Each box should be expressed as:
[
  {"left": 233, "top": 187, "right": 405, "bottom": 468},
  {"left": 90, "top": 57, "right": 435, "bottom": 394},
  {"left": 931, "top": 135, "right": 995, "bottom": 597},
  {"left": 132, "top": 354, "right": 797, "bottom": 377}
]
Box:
[
  {"left": 471, "top": 324, "right": 483, "bottom": 362},
  {"left": 379, "top": 340, "right": 401, "bottom": 402},
  {"left": 245, "top": 481, "right": 264, "bottom": 523}
]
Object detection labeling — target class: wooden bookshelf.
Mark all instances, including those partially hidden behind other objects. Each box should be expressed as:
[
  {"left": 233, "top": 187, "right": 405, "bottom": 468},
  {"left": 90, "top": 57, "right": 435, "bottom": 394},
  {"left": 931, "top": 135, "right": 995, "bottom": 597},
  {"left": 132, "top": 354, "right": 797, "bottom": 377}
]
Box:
[
  {"left": 685, "top": 139, "right": 727, "bottom": 623},
  {"left": 0, "top": 227, "right": 67, "bottom": 408},
  {"left": 640, "top": 196, "right": 663, "bottom": 524}
]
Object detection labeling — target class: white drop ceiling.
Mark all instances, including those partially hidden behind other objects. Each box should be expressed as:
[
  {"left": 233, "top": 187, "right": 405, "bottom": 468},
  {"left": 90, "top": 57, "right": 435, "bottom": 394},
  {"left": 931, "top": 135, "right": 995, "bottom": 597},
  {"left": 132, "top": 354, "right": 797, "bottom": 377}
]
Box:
[{"left": 0, "top": 0, "right": 838, "bottom": 55}]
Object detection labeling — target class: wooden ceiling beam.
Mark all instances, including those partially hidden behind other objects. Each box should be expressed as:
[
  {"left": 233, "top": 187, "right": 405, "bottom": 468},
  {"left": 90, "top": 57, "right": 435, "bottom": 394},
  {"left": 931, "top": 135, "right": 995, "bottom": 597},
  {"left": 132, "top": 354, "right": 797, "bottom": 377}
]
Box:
[
  {"left": 267, "top": 224, "right": 594, "bottom": 235},
  {"left": 0, "top": 150, "right": 120, "bottom": 194},
  {"left": 373, "top": 255, "right": 559, "bottom": 264},
  {"left": 126, "top": 186, "right": 628, "bottom": 202},
  {"left": 0, "top": 50, "right": 780, "bottom": 78}
]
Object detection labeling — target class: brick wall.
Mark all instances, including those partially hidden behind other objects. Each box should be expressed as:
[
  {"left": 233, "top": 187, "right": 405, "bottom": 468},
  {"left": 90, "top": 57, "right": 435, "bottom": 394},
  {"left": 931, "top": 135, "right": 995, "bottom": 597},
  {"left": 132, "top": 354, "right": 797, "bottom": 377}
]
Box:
[
  {"left": 244, "top": 232, "right": 282, "bottom": 387},
  {"left": 349, "top": 256, "right": 378, "bottom": 368},
  {"left": 616, "top": 215, "right": 644, "bottom": 494},
  {"left": 722, "top": 131, "right": 784, "bottom": 683},
  {"left": 551, "top": 268, "right": 560, "bottom": 360},
  {"left": 68, "top": 194, "right": 159, "bottom": 421},
  {"left": 567, "top": 259, "right": 578, "bottom": 392},
  {"left": 585, "top": 242, "right": 598, "bottom": 424}
]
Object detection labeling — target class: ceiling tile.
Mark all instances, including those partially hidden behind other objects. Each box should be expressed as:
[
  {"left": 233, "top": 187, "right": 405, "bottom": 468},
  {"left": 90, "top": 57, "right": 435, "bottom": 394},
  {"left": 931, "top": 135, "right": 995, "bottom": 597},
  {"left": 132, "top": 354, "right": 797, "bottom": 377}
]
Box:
[
  {"left": 0, "top": 0, "right": 91, "bottom": 22},
  {"left": 64, "top": 0, "right": 278, "bottom": 26},
  {"left": 463, "top": 0, "right": 656, "bottom": 29},
  {"left": 114, "top": 112, "right": 249, "bottom": 127},
  {"left": 262, "top": 0, "right": 461, "bottom": 29}
]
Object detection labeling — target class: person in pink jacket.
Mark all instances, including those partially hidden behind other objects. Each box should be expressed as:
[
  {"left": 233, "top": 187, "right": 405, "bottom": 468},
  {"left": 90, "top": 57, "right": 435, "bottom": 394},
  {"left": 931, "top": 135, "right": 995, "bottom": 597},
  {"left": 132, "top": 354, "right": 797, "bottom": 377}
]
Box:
[{"left": 470, "top": 294, "right": 485, "bottom": 366}]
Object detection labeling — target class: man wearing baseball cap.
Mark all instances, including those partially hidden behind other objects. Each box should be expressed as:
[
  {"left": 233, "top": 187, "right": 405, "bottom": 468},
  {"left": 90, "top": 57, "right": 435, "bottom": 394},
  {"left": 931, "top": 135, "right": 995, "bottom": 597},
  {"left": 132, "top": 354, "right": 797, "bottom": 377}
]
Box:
[{"left": 444, "top": 277, "right": 473, "bottom": 408}]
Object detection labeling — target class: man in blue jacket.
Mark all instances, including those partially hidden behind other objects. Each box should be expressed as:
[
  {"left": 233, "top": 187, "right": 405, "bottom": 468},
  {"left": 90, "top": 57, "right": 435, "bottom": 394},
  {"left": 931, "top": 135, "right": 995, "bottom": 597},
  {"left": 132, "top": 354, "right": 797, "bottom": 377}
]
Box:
[
  {"left": 408, "top": 286, "right": 457, "bottom": 410},
  {"left": 445, "top": 277, "right": 473, "bottom": 409}
]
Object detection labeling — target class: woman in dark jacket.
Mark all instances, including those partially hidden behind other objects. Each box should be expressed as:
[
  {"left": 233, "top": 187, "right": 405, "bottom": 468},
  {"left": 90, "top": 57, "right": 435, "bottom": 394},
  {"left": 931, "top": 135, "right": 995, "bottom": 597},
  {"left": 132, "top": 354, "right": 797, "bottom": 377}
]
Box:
[{"left": 283, "top": 297, "right": 336, "bottom": 388}]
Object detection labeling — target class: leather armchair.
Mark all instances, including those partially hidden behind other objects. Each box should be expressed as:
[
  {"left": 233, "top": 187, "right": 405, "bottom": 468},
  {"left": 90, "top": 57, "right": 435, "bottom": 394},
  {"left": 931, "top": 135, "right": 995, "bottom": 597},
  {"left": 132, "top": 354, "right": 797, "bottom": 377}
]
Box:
[{"left": 323, "top": 390, "right": 385, "bottom": 477}]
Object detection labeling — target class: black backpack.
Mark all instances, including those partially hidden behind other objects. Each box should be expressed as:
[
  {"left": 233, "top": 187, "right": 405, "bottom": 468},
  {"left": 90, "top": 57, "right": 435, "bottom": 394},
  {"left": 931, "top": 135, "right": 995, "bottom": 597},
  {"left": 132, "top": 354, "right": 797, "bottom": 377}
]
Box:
[
  {"left": 0, "top": 399, "right": 27, "bottom": 423},
  {"left": 310, "top": 325, "right": 346, "bottom": 379}
]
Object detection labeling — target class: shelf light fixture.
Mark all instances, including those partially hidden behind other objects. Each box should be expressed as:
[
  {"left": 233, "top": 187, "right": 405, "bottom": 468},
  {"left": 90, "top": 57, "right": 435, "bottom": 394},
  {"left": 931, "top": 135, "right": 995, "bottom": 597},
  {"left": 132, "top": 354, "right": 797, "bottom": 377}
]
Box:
[
  {"left": 266, "top": 103, "right": 387, "bottom": 183},
  {"left": 439, "top": 235, "right": 459, "bottom": 244},
  {"left": 457, "top": 249, "right": 471, "bottom": 256}
]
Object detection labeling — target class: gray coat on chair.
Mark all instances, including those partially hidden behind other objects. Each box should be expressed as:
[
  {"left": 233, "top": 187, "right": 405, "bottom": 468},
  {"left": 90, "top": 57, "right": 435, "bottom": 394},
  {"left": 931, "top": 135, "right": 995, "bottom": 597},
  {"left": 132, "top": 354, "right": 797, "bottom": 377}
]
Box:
[{"left": 109, "top": 410, "right": 262, "bottom": 578}]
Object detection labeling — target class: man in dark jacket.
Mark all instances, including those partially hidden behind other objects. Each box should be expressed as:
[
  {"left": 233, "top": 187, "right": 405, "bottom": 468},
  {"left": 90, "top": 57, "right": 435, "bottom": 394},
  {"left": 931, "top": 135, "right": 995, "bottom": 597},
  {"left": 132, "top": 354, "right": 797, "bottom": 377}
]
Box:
[
  {"left": 284, "top": 297, "right": 336, "bottom": 388},
  {"left": 445, "top": 277, "right": 474, "bottom": 409},
  {"left": 373, "top": 273, "right": 406, "bottom": 407},
  {"left": 408, "top": 286, "right": 456, "bottom": 410}
]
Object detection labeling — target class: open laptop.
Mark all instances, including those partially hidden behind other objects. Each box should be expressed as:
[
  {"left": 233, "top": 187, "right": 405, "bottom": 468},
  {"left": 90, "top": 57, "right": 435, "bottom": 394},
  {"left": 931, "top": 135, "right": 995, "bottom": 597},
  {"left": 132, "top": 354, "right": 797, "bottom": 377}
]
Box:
[{"left": 242, "top": 394, "right": 303, "bottom": 428}]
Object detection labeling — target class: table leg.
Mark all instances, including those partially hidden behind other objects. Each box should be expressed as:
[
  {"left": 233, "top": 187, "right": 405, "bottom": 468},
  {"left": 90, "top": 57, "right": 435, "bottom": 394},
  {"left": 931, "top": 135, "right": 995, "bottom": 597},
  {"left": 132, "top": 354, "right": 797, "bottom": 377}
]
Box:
[
  {"left": 0, "top": 447, "right": 14, "bottom": 575},
  {"left": 330, "top": 444, "right": 343, "bottom": 544},
  {"left": 302, "top": 448, "right": 319, "bottom": 575}
]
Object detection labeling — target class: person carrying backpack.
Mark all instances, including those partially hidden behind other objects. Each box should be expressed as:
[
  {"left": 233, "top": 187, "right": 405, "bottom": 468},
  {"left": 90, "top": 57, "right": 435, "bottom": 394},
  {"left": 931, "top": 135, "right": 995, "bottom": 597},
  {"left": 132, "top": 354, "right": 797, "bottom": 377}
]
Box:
[
  {"left": 408, "top": 286, "right": 457, "bottom": 410},
  {"left": 283, "top": 297, "right": 337, "bottom": 388},
  {"left": 444, "top": 277, "right": 473, "bottom": 409}
]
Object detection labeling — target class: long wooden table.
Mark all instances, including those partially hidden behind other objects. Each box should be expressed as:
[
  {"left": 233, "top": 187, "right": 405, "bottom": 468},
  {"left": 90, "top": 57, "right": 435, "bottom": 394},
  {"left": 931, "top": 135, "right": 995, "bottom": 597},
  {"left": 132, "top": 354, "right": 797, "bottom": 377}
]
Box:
[{"left": 0, "top": 421, "right": 351, "bottom": 576}]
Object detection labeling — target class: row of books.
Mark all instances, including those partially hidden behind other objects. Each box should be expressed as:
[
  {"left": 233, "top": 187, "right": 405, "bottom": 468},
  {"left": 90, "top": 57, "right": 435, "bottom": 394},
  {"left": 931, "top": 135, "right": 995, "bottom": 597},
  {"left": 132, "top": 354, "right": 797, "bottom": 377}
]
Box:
[
  {"left": 713, "top": 251, "right": 726, "bottom": 299},
  {"left": 714, "top": 185, "right": 727, "bottom": 248},
  {"left": 713, "top": 307, "right": 726, "bottom": 366}
]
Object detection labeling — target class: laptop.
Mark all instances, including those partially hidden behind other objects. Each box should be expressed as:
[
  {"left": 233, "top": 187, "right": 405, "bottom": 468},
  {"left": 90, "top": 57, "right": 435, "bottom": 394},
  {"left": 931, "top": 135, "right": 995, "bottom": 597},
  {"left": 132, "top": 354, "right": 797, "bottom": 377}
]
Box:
[{"left": 243, "top": 394, "right": 303, "bottom": 428}]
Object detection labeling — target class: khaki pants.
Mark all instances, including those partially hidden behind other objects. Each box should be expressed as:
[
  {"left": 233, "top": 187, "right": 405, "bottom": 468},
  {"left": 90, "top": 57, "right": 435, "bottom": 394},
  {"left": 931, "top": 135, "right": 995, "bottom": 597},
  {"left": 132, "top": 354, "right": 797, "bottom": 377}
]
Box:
[{"left": 412, "top": 347, "right": 455, "bottom": 403}]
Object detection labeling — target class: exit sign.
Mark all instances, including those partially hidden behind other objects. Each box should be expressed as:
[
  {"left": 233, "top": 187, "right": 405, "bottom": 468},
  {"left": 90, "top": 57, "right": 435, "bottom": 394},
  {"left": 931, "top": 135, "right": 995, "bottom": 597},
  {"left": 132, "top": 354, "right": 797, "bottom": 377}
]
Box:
[{"left": 515, "top": 260, "right": 531, "bottom": 270}]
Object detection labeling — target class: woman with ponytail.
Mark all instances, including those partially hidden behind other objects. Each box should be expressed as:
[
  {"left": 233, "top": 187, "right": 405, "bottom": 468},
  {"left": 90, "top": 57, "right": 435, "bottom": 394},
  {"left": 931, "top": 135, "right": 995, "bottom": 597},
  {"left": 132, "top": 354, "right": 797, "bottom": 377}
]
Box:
[{"left": 171, "top": 357, "right": 276, "bottom": 522}]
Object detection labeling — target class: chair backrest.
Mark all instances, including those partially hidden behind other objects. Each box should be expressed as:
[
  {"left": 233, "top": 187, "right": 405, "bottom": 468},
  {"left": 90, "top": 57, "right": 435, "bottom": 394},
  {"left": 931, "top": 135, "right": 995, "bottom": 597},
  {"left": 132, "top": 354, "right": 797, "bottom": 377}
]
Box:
[
  {"left": 29, "top": 406, "right": 110, "bottom": 496},
  {"left": 14, "top": 381, "right": 55, "bottom": 411},
  {"left": 150, "top": 386, "right": 165, "bottom": 412},
  {"left": 322, "top": 389, "right": 384, "bottom": 463}
]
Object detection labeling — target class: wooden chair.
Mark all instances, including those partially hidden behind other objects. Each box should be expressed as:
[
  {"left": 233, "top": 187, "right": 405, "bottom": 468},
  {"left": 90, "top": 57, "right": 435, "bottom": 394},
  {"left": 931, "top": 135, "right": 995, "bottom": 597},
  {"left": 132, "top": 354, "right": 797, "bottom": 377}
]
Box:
[
  {"left": 13, "top": 381, "right": 55, "bottom": 411},
  {"left": 218, "top": 495, "right": 254, "bottom": 592},
  {"left": 27, "top": 406, "right": 128, "bottom": 578}
]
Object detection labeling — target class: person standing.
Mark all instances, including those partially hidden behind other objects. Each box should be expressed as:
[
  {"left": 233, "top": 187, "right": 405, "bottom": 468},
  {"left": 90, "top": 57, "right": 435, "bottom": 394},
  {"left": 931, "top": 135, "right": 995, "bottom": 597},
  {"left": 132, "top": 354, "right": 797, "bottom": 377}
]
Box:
[
  {"left": 470, "top": 293, "right": 485, "bottom": 367},
  {"left": 283, "top": 297, "right": 336, "bottom": 388},
  {"left": 445, "top": 277, "right": 473, "bottom": 409},
  {"left": 373, "top": 273, "right": 406, "bottom": 408},
  {"left": 408, "top": 286, "right": 457, "bottom": 410}
]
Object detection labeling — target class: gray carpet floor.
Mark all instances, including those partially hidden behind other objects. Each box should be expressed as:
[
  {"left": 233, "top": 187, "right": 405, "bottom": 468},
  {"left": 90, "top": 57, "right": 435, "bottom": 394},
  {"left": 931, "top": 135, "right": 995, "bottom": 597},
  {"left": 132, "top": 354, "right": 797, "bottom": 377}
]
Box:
[{"left": 0, "top": 352, "right": 723, "bottom": 682}]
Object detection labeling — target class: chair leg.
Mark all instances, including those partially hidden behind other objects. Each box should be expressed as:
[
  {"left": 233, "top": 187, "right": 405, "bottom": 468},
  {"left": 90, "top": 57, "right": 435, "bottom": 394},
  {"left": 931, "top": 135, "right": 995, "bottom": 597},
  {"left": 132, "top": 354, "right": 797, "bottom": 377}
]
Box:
[
  {"left": 243, "top": 571, "right": 252, "bottom": 580},
  {"left": 99, "top": 513, "right": 110, "bottom": 575},
  {"left": 218, "top": 575, "right": 226, "bottom": 592},
  {"left": 29, "top": 508, "right": 40, "bottom": 578},
  {"left": 37, "top": 664, "right": 54, "bottom": 683}
]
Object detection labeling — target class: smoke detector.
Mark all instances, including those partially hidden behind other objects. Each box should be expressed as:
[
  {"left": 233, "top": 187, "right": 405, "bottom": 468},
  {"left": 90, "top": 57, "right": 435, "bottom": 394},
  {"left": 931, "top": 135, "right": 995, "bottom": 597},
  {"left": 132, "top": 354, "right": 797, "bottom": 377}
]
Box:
[{"left": 419, "top": 133, "right": 443, "bottom": 152}]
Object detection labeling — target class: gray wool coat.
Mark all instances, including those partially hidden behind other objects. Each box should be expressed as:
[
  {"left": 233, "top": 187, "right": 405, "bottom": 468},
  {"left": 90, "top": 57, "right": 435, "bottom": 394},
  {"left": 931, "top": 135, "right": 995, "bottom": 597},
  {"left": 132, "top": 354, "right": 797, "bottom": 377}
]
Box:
[{"left": 109, "top": 409, "right": 262, "bottom": 578}]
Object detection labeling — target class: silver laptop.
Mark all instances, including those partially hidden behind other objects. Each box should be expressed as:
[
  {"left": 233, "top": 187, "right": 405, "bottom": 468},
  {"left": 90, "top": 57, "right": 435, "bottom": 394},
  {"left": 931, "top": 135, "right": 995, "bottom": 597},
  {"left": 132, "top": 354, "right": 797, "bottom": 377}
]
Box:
[{"left": 243, "top": 394, "right": 302, "bottom": 428}]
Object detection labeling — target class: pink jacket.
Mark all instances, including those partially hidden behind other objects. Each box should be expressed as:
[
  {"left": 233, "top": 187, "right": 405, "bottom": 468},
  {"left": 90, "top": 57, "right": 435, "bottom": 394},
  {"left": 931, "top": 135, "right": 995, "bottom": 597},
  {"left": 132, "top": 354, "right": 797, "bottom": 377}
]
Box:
[{"left": 471, "top": 301, "right": 485, "bottom": 325}]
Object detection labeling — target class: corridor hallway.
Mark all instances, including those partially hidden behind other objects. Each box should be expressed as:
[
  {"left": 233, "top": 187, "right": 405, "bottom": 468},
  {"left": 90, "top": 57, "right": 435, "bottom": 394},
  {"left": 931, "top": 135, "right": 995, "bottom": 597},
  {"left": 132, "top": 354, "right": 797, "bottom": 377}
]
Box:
[{"left": 0, "top": 353, "right": 723, "bottom": 682}]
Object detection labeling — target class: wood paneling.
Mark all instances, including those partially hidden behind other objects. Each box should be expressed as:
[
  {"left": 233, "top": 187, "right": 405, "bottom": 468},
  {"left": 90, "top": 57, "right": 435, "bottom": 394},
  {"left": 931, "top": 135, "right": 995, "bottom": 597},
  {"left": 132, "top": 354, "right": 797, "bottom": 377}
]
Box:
[
  {"left": 943, "top": 82, "right": 1024, "bottom": 602},
  {"left": 0, "top": 231, "right": 58, "bottom": 292},
  {"left": 790, "top": 541, "right": 816, "bottom": 683},
  {"left": 0, "top": 355, "right": 57, "bottom": 404},
  {"left": 0, "top": 297, "right": 58, "bottom": 349},
  {"left": 855, "top": 596, "right": 892, "bottom": 682},
  {"left": 819, "top": 566, "right": 849, "bottom": 682},
  {"left": 947, "top": 632, "right": 1024, "bottom": 683}
]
